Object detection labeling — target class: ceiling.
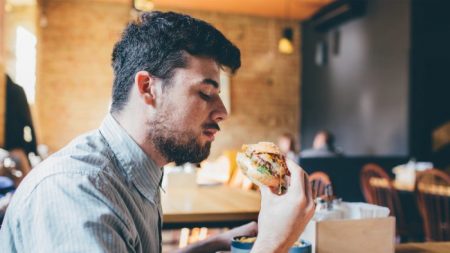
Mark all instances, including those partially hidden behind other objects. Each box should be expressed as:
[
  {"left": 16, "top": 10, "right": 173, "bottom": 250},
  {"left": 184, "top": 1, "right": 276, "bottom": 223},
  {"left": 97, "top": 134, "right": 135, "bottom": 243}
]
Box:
[
  {"left": 7, "top": 0, "right": 335, "bottom": 20},
  {"left": 151, "top": 0, "right": 335, "bottom": 20}
]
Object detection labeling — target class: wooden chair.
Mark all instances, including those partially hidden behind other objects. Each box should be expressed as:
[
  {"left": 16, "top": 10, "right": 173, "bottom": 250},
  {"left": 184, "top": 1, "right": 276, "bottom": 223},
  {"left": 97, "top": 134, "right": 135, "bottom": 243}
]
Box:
[
  {"left": 360, "top": 163, "right": 407, "bottom": 240},
  {"left": 309, "top": 171, "right": 332, "bottom": 199},
  {"left": 415, "top": 169, "right": 450, "bottom": 242}
]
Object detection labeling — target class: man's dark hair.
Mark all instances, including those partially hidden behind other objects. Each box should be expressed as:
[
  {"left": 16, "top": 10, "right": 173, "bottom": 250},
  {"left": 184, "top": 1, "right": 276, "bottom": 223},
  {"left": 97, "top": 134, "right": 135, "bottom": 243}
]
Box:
[{"left": 110, "top": 11, "right": 241, "bottom": 113}]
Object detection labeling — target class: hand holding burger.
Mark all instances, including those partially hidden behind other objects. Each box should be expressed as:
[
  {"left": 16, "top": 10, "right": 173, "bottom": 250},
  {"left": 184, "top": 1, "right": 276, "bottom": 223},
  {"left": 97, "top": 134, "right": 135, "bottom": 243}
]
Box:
[{"left": 236, "top": 142, "right": 315, "bottom": 253}]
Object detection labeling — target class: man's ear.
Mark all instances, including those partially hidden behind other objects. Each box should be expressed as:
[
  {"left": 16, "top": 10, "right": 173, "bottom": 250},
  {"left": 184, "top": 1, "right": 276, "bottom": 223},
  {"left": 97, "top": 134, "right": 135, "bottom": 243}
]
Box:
[{"left": 135, "top": 71, "right": 158, "bottom": 106}]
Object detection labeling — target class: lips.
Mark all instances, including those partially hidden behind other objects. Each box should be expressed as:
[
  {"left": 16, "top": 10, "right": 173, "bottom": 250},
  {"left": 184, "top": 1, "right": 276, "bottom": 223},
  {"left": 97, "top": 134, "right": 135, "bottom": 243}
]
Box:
[
  {"left": 201, "top": 123, "right": 220, "bottom": 141},
  {"left": 203, "top": 128, "right": 218, "bottom": 141}
]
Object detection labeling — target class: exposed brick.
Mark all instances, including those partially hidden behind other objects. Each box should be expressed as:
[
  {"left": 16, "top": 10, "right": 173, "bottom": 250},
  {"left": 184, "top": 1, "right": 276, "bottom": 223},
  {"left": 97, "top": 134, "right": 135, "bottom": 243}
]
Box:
[{"left": 37, "top": 0, "right": 129, "bottom": 151}]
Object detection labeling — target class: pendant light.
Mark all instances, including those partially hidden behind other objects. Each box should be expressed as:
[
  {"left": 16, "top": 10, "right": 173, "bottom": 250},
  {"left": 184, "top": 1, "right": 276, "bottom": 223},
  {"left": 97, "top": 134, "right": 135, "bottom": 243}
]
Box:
[
  {"left": 133, "top": 0, "right": 154, "bottom": 12},
  {"left": 278, "top": 27, "right": 294, "bottom": 54},
  {"left": 278, "top": 0, "right": 294, "bottom": 54}
]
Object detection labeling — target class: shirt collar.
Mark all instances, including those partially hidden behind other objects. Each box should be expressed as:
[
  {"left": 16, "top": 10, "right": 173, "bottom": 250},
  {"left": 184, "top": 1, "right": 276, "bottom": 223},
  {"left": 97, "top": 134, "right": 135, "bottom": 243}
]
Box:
[{"left": 99, "top": 113, "right": 163, "bottom": 204}]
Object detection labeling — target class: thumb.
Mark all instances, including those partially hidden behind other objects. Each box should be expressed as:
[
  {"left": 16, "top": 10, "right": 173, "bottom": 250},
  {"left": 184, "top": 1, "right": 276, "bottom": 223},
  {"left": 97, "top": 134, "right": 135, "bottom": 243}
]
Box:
[
  {"left": 258, "top": 184, "right": 282, "bottom": 205},
  {"left": 285, "top": 159, "right": 304, "bottom": 191},
  {"left": 259, "top": 184, "right": 271, "bottom": 199}
]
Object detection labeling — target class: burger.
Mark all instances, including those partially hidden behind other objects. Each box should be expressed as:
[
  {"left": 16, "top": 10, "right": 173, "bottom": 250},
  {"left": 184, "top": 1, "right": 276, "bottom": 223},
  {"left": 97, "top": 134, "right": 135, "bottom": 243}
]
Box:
[{"left": 236, "top": 142, "right": 289, "bottom": 193}]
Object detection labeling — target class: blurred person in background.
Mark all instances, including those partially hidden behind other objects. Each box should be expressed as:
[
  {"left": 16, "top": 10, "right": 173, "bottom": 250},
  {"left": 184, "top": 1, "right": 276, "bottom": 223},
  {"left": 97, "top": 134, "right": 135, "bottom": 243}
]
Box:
[
  {"left": 301, "top": 130, "right": 342, "bottom": 158},
  {"left": 0, "top": 11, "right": 313, "bottom": 253},
  {"left": 4, "top": 74, "right": 37, "bottom": 157},
  {"left": 278, "top": 132, "right": 300, "bottom": 162}
]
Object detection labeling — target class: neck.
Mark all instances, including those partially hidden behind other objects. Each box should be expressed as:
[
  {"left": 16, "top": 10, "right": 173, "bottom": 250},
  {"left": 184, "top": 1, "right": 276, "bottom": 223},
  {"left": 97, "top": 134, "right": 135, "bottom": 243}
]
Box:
[{"left": 112, "top": 111, "right": 169, "bottom": 168}]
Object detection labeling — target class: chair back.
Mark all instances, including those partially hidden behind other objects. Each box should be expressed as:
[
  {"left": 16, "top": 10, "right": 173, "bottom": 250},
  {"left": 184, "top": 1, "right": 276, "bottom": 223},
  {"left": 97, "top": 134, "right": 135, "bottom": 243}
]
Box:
[
  {"left": 415, "top": 169, "right": 450, "bottom": 242},
  {"left": 309, "top": 171, "right": 332, "bottom": 199},
  {"left": 360, "top": 163, "right": 406, "bottom": 234}
]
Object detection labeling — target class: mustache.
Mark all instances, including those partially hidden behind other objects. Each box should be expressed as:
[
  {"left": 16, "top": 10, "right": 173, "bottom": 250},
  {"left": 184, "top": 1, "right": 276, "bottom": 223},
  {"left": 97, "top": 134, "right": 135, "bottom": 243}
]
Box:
[{"left": 202, "top": 123, "right": 220, "bottom": 131}]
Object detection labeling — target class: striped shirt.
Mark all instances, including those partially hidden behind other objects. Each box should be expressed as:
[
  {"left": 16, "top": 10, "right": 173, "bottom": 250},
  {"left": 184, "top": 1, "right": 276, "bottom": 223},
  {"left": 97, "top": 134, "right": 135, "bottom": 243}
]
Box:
[{"left": 0, "top": 114, "right": 164, "bottom": 253}]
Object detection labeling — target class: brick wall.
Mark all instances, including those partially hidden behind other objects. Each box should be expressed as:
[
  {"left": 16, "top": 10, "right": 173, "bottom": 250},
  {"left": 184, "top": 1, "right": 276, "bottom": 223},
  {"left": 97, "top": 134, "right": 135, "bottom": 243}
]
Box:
[
  {"left": 37, "top": 0, "right": 130, "bottom": 151},
  {"left": 37, "top": 1, "right": 301, "bottom": 159}
]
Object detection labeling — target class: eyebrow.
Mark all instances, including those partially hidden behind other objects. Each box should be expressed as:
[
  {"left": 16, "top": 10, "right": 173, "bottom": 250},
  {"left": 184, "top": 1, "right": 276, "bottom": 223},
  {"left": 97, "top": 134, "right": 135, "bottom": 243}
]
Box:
[{"left": 201, "top": 78, "right": 219, "bottom": 89}]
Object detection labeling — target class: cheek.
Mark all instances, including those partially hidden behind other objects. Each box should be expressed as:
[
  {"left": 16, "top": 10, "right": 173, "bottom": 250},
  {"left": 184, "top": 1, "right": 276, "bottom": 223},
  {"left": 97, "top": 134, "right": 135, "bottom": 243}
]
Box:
[
  {"left": 170, "top": 101, "right": 205, "bottom": 127},
  {"left": 186, "top": 97, "right": 210, "bottom": 118}
]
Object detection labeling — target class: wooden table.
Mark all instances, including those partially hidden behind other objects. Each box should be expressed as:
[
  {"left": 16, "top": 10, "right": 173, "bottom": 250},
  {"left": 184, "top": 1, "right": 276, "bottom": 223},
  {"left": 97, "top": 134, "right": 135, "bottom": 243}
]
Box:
[
  {"left": 161, "top": 185, "right": 260, "bottom": 228},
  {"left": 396, "top": 242, "right": 450, "bottom": 253}
]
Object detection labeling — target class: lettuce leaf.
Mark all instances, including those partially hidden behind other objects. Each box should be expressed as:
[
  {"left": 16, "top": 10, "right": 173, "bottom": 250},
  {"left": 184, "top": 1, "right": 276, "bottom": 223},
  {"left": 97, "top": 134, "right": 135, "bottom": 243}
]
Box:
[{"left": 257, "top": 166, "right": 271, "bottom": 175}]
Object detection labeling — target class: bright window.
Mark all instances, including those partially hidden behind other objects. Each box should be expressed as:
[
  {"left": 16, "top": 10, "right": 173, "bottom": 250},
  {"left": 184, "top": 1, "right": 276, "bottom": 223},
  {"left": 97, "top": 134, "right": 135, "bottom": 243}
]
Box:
[{"left": 15, "top": 26, "right": 37, "bottom": 104}]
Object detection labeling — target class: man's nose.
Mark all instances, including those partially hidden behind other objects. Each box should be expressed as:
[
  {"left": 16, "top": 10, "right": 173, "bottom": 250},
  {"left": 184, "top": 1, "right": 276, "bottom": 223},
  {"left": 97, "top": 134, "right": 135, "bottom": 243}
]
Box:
[{"left": 211, "top": 97, "right": 228, "bottom": 123}]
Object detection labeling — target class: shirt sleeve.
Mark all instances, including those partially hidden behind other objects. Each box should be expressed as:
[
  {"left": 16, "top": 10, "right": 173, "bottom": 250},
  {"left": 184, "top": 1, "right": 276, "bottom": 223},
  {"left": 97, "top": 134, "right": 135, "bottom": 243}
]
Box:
[{"left": 6, "top": 172, "right": 136, "bottom": 253}]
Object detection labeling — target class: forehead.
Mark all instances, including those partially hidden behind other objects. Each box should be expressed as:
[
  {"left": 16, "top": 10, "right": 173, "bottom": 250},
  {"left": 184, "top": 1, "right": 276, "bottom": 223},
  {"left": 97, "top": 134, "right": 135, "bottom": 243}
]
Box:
[
  {"left": 188, "top": 55, "right": 220, "bottom": 75},
  {"left": 171, "top": 55, "right": 220, "bottom": 85}
]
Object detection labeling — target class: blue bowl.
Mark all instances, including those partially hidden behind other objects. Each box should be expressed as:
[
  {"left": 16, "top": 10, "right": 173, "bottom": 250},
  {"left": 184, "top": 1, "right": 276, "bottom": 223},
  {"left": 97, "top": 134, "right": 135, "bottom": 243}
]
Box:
[{"left": 231, "top": 236, "right": 311, "bottom": 253}]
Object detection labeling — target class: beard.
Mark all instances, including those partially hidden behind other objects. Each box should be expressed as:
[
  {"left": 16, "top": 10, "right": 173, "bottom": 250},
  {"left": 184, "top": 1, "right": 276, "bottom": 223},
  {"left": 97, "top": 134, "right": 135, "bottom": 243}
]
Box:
[{"left": 147, "top": 110, "right": 212, "bottom": 165}]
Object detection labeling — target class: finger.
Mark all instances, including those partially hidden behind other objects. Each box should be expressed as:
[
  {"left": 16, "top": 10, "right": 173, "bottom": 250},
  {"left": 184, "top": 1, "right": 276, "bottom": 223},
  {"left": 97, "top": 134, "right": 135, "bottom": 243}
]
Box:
[
  {"left": 245, "top": 221, "right": 258, "bottom": 236},
  {"left": 235, "top": 221, "right": 258, "bottom": 236},
  {"left": 303, "top": 173, "right": 316, "bottom": 213},
  {"left": 258, "top": 184, "right": 271, "bottom": 199},
  {"left": 304, "top": 172, "right": 313, "bottom": 203},
  {"left": 258, "top": 185, "right": 271, "bottom": 209},
  {"left": 285, "top": 159, "right": 304, "bottom": 193},
  {"left": 311, "top": 180, "right": 317, "bottom": 199},
  {"left": 285, "top": 158, "right": 301, "bottom": 180}
]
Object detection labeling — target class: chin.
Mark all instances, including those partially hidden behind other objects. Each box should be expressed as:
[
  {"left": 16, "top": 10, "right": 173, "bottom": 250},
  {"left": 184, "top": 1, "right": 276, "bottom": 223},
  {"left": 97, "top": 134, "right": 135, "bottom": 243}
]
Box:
[
  {"left": 199, "top": 135, "right": 213, "bottom": 145},
  {"left": 199, "top": 141, "right": 212, "bottom": 152}
]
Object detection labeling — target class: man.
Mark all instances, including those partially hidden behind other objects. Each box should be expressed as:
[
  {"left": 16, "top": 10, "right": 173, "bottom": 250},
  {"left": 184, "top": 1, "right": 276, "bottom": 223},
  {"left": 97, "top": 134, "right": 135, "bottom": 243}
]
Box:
[
  {"left": 301, "top": 130, "right": 342, "bottom": 158},
  {"left": 0, "top": 12, "right": 314, "bottom": 252}
]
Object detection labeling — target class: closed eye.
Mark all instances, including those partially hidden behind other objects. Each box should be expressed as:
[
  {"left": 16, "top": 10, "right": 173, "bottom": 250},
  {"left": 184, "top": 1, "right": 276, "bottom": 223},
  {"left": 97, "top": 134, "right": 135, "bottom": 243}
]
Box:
[{"left": 199, "top": 92, "right": 212, "bottom": 101}]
